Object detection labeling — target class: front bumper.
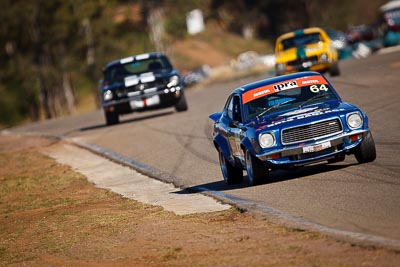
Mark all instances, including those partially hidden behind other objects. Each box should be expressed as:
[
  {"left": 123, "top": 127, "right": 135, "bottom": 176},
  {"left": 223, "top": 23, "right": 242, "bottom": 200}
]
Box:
[
  {"left": 257, "top": 129, "right": 368, "bottom": 167},
  {"left": 102, "top": 86, "right": 182, "bottom": 113},
  {"left": 277, "top": 58, "right": 334, "bottom": 74}
]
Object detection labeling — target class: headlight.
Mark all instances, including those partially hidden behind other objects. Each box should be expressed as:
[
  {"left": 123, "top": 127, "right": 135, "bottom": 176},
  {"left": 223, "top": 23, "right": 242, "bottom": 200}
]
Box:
[
  {"left": 320, "top": 53, "right": 328, "bottom": 61},
  {"left": 167, "top": 75, "right": 180, "bottom": 88},
  {"left": 103, "top": 90, "right": 113, "bottom": 101},
  {"left": 259, "top": 132, "right": 276, "bottom": 148},
  {"left": 347, "top": 112, "right": 363, "bottom": 129}
]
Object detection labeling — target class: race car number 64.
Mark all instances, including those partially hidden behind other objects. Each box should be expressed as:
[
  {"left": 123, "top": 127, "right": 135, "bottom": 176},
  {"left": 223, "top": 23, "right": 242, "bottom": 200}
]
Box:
[{"left": 310, "top": 84, "right": 328, "bottom": 93}]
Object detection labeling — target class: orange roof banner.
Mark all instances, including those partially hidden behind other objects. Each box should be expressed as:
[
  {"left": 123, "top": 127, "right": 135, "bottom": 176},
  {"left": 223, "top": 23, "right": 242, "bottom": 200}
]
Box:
[{"left": 242, "top": 75, "right": 327, "bottom": 104}]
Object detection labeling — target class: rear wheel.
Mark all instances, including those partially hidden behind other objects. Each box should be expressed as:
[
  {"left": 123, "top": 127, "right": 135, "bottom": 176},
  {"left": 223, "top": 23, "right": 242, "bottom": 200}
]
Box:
[
  {"left": 354, "top": 132, "right": 376, "bottom": 163},
  {"left": 104, "top": 110, "right": 119, "bottom": 125},
  {"left": 218, "top": 148, "right": 243, "bottom": 185},
  {"left": 175, "top": 94, "right": 188, "bottom": 112},
  {"left": 245, "top": 150, "right": 267, "bottom": 186}
]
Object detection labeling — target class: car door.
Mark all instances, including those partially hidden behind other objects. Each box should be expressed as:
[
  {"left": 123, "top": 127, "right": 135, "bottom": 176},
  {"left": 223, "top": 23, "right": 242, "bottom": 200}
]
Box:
[{"left": 226, "top": 95, "right": 245, "bottom": 161}]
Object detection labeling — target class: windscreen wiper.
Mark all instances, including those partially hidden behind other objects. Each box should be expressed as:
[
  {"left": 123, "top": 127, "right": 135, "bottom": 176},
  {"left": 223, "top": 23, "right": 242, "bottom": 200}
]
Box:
[
  {"left": 256, "top": 99, "right": 296, "bottom": 119},
  {"left": 299, "top": 94, "right": 327, "bottom": 109}
]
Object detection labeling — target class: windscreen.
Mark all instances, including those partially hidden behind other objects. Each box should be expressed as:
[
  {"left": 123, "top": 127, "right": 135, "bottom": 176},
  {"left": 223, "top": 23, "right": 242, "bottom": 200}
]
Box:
[
  {"left": 281, "top": 33, "right": 322, "bottom": 50},
  {"left": 243, "top": 75, "right": 339, "bottom": 121},
  {"left": 104, "top": 56, "right": 173, "bottom": 83}
]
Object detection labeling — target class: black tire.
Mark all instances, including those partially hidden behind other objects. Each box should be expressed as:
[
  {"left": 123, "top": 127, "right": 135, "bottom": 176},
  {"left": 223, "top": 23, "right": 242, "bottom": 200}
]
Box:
[
  {"left": 354, "top": 132, "right": 376, "bottom": 163},
  {"left": 218, "top": 148, "right": 243, "bottom": 185},
  {"left": 105, "top": 110, "right": 119, "bottom": 125},
  {"left": 175, "top": 94, "right": 188, "bottom": 112},
  {"left": 245, "top": 150, "right": 267, "bottom": 186},
  {"left": 329, "top": 62, "right": 340, "bottom": 77}
]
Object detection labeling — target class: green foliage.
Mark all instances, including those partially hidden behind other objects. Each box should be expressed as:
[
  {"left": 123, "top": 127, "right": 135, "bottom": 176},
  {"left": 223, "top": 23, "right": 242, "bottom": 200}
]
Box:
[
  {"left": 163, "top": 0, "right": 210, "bottom": 39},
  {"left": 165, "top": 13, "right": 187, "bottom": 39},
  {"left": 0, "top": 0, "right": 146, "bottom": 127}
]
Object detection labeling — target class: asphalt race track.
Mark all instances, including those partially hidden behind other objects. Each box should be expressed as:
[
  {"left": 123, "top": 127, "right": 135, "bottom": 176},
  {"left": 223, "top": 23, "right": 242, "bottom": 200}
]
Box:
[{"left": 9, "top": 50, "right": 400, "bottom": 247}]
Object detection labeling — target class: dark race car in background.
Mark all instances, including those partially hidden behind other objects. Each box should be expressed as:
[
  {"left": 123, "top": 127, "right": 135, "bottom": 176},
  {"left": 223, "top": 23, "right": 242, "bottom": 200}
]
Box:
[
  {"left": 209, "top": 71, "right": 376, "bottom": 186},
  {"left": 100, "top": 52, "right": 188, "bottom": 125},
  {"left": 379, "top": 0, "right": 400, "bottom": 47}
]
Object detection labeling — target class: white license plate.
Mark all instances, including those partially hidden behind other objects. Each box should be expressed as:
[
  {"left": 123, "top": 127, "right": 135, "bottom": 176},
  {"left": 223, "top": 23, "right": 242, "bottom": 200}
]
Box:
[
  {"left": 129, "top": 95, "right": 160, "bottom": 110},
  {"left": 303, "top": 141, "right": 331, "bottom": 153},
  {"left": 145, "top": 94, "right": 160, "bottom": 106}
]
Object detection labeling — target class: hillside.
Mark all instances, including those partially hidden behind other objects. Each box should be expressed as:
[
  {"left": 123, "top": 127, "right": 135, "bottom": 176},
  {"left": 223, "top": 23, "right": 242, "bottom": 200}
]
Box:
[{"left": 169, "top": 21, "right": 274, "bottom": 71}]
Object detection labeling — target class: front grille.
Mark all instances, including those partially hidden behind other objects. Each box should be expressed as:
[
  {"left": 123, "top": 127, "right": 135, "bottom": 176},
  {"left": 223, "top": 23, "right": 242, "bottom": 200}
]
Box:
[
  {"left": 287, "top": 56, "right": 318, "bottom": 67},
  {"left": 129, "top": 80, "right": 165, "bottom": 91},
  {"left": 116, "top": 79, "right": 166, "bottom": 98},
  {"left": 281, "top": 118, "right": 343, "bottom": 144}
]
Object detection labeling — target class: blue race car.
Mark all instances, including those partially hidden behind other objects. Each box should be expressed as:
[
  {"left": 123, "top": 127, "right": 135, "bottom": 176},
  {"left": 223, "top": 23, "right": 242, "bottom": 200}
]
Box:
[
  {"left": 209, "top": 71, "right": 376, "bottom": 185},
  {"left": 100, "top": 52, "right": 188, "bottom": 125}
]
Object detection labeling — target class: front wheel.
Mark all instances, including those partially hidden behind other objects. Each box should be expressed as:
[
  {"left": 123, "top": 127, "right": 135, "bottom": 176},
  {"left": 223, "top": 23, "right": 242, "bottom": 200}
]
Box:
[
  {"left": 218, "top": 148, "right": 243, "bottom": 185},
  {"left": 175, "top": 94, "right": 188, "bottom": 112},
  {"left": 245, "top": 150, "right": 267, "bottom": 186},
  {"left": 354, "top": 132, "right": 376, "bottom": 163},
  {"left": 104, "top": 110, "right": 119, "bottom": 125}
]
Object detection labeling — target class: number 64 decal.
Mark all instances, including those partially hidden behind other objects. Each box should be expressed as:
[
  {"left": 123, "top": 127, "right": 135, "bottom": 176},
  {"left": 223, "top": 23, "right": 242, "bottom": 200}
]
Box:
[{"left": 310, "top": 84, "right": 329, "bottom": 93}]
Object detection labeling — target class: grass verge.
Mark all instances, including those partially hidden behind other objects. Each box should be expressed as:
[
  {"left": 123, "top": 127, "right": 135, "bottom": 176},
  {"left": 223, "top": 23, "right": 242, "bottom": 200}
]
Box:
[{"left": 0, "top": 135, "right": 399, "bottom": 266}]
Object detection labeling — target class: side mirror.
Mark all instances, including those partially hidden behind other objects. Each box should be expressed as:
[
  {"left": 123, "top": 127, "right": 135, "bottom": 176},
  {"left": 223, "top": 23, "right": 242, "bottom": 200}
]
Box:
[{"left": 209, "top": 112, "right": 222, "bottom": 123}]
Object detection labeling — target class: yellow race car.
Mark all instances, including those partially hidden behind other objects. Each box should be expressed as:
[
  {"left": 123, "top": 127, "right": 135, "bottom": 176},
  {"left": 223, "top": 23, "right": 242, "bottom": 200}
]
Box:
[{"left": 275, "top": 27, "right": 340, "bottom": 76}]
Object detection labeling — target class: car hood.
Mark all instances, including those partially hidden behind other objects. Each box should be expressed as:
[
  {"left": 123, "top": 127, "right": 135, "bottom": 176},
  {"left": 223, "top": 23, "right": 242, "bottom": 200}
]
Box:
[{"left": 250, "top": 101, "right": 359, "bottom": 131}]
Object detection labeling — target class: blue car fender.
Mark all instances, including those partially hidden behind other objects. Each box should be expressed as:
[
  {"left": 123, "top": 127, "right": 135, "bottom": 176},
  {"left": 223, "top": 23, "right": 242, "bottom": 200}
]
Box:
[
  {"left": 240, "top": 136, "right": 259, "bottom": 155},
  {"left": 363, "top": 113, "right": 369, "bottom": 129},
  {"left": 212, "top": 132, "right": 232, "bottom": 160}
]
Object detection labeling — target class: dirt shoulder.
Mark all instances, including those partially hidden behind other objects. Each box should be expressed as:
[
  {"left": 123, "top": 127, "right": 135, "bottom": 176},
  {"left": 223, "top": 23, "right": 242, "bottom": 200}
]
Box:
[{"left": 1, "top": 135, "right": 399, "bottom": 267}]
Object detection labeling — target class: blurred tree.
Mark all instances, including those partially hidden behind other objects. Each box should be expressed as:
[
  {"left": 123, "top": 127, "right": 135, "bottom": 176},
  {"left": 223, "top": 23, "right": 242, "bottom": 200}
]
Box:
[
  {"left": 209, "top": 0, "right": 387, "bottom": 39},
  {"left": 0, "top": 0, "right": 40, "bottom": 123},
  {"left": 0, "top": 0, "right": 388, "bottom": 127},
  {"left": 0, "top": 0, "right": 122, "bottom": 124}
]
